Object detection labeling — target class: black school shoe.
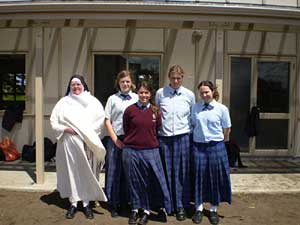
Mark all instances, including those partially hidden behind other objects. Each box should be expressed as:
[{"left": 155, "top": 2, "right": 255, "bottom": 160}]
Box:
[
  {"left": 157, "top": 209, "right": 167, "bottom": 223},
  {"left": 208, "top": 211, "right": 219, "bottom": 225},
  {"left": 65, "top": 205, "right": 77, "bottom": 219},
  {"left": 83, "top": 206, "right": 94, "bottom": 219},
  {"left": 128, "top": 211, "right": 138, "bottom": 225},
  {"left": 192, "top": 210, "right": 204, "bottom": 224},
  {"left": 111, "top": 206, "right": 119, "bottom": 218},
  {"left": 138, "top": 213, "right": 149, "bottom": 225},
  {"left": 176, "top": 208, "right": 186, "bottom": 221}
]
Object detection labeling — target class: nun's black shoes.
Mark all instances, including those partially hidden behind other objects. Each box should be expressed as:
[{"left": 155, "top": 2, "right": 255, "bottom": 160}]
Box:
[
  {"left": 83, "top": 206, "right": 94, "bottom": 219},
  {"left": 138, "top": 213, "right": 149, "bottom": 225},
  {"left": 128, "top": 211, "right": 138, "bottom": 225},
  {"left": 208, "top": 211, "right": 219, "bottom": 225},
  {"left": 65, "top": 205, "right": 77, "bottom": 219},
  {"left": 192, "top": 210, "right": 204, "bottom": 224},
  {"left": 176, "top": 208, "right": 186, "bottom": 221}
]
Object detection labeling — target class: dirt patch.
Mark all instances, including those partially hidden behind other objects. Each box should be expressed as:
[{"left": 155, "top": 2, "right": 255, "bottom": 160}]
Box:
[{"left": 0, "top": 190, "right": 299, "bottom": 225}]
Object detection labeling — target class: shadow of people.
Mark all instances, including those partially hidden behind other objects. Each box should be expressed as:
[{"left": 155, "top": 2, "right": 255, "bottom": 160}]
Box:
[
  {"left": 40, "top": 191, "right": 105, "bottom": 215},
  {"left": 40, "top": 190, "right": 69, "bottom": 210}
]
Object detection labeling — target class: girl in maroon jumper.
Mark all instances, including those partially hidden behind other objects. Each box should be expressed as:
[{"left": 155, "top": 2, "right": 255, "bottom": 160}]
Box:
[{"left": 122, "top": 81, "right": 171, "bottom": 225}]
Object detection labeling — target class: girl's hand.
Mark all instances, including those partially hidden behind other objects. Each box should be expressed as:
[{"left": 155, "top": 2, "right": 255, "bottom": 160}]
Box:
[{"left": 115, "top": 139, "right": 124, "bottom": 149}]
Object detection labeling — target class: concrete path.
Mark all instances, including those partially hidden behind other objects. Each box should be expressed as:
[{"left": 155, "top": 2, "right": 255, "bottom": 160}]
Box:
[{"left": 0, "top": 170, "right": 300, "bottom": 194}]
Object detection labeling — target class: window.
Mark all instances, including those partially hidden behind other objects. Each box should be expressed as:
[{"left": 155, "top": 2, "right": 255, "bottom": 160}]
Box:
[
  {"left": 94, "top": 54, "right": 160, "bottom": 105},
  {"left": 0, "top": 54, "right": 26, "bottom": 110}
]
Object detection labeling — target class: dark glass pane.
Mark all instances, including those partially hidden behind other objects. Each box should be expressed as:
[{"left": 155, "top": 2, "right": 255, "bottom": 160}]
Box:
[
  {"left": 2, "top": 73, "right": 15, "bottom": 94},
  {"left": 230, "top": 57, "right": 251, "bottom": 152},
  {"left": 128, "top": 56, "right": 160, "bottom": 92},
  {"left": 16, "top": 73, "right": 26, "bottom": 94},
  {"left": 94, "top": 55, "right": 126, "bottom": 105},
  {"left": 257, "top": 61, "right": 290, "bottom": 113},
  {"left": 256, "top": 119, "right": 288, "bottom": 149}
]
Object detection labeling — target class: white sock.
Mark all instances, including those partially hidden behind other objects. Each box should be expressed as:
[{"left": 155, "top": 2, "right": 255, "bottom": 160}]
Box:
[
  {"left": 144, "top": 209, "right": 150, "bottom": 215},
  {"left": 160, "top": 208, "right": 167, "bottom": 214},
  {"left": 83, "top": 201, "right": 89, "bottom": 207},
  {"left": 210, "top": 205, "right": 217, "bottom": 212},
  {"left": 196, "top": 204, "right": 203, "bottom": 211},
  {"left": 69, "top": 199, "right": 77, "bottom": 208}
]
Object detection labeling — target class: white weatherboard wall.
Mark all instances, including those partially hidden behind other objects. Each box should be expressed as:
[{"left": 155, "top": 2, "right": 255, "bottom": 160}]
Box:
[
  {"left": 0, "top": 27, "right": 216, "bottom": 151},
  {"left": 3, "top": 27, "right": 297, "bottom": 155},
  {"left": 227, "top": 31, "right": 296, "bottom": 55}
]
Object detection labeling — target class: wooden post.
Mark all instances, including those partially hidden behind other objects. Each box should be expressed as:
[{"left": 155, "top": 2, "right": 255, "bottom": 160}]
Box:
[
  {"left": 216, "top": 27, "right": 224, "bottom": 103},
  {"left": 35, "top": 27, "right": 44, "bottom": 184}
]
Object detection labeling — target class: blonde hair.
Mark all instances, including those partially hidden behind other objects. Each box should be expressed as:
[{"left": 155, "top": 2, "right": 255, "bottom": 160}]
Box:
[
  {"left": 168, "top": 64, "right": 185, "bottom": 78},
  {"left": 114, "top": 70, "right": 135, "bottom": 91}
]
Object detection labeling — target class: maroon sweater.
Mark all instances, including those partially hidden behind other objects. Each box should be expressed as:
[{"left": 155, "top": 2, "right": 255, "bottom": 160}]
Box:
[{"left": 123, "top": 103, "right": 161, "bottom": 149}]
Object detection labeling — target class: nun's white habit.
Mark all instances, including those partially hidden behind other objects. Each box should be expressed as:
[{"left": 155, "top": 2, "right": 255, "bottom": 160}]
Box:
[{"left": 50, "top": 91, "right": 107, "bottom": 202}]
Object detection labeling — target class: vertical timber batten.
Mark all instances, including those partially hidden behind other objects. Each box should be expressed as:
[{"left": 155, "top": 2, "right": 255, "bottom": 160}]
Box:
[
  {"left": 216, "top": 27, "right": 224, "bottom": 103},
  {"left": 35, "top": 27, "right": 45, "bottom": 184}
]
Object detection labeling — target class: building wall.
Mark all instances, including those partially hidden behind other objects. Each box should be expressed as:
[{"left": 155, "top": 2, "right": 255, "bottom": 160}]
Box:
[
  {"left": 227, "top": 31, "right": 296, "bottom": 55},
  {"left": 0, "top": 26, "right": 298, "bottom": 156}
]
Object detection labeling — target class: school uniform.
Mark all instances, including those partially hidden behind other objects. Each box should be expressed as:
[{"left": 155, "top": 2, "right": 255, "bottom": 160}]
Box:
[
  {"left": 191, "top": 100, "right": 232, "bottom": 207},
  {"left": 104, "top": 91, "right": 138, "bottom": 208},
  {"left": 155, "top": 85, "right": 195, "bottom": 211},
  {"left": 122, "top": 102, "right": 172, "bottom": 214}
]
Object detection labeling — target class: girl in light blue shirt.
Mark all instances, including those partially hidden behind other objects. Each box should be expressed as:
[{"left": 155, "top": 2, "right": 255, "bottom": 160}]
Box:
[
  {"left": 155, "top": 65, "right": 195, "bottom": 221},
  {"left": 104, "top": 70, "right": 138, "bottom": 217},
  {"left": 191, "top": 80, "right": 231, "bottom": 225}
]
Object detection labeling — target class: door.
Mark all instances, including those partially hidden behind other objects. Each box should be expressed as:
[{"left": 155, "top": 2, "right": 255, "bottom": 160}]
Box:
[{"left": 229, "top": 56, "right": 295, "bottom": 155}]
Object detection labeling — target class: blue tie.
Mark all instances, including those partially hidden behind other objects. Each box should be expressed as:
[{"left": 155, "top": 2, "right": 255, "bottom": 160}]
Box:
[
  {"left": 140, "top": 105, "right": 147, "bottom": 110},
  {"left": 203, "top": 103, "right": 214, "bottom": 111},
  {"left": 120, "top": 93, "right": 131, "bottom": 100},
  {"left": 172, "top": 90, "right": 181, "bottom": 96}
]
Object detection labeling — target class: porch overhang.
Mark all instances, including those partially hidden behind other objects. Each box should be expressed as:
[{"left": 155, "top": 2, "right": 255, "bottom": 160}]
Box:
[{"left": 0, "top": 1, "right": 299, "bottom": 27}]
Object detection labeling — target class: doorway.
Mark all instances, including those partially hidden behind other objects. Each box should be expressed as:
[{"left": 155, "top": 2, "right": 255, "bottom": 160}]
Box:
[{"left": 229, "top": 56, "right": 296, "bottom": 155}]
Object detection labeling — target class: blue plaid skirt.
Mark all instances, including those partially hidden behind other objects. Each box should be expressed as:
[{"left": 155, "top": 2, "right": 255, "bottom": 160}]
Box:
[
  {"left": 159, "top": 133, "right": 191, "bottom": 211},
  {"left": 122, "top": 147, "right": 172, "bottom": 214},
  {"left": 104, "top": 137, "right": 128, "bottom": 207},
  {"left": 193, "top": 141, "right": 232, "bottom": 206}
]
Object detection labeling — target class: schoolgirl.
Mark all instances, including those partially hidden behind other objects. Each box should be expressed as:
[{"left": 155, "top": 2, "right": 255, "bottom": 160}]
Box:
[
  {"left": 191, "top": 80, "right": 232, "bottom": 225},
  {"left": 122, "top": 81, "right": 171, "bottom": 225},
  {"left": 104, "top": 70, "right": 138, "bottom": 217},
  {"left": 155, "top": 65, "right": 195, "bottom": 220}
]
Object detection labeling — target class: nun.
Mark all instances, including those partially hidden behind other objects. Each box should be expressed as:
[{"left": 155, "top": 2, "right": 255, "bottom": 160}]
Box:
[{"left": 50, "top": 74, "right": 107, "bottom": 220}]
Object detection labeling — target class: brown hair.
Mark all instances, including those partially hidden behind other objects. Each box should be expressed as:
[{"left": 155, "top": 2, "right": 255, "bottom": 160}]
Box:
[
  {"left": 136, "top": 81, "right": 159, "bottom": 116},
  {"left": 197, "top": 80, "right": 219, "bottom": 101},
  {"left": 114, "top": 70, "right": 135, "bottom": 91},
  {"left": 168, "top": 64, "right": 185, "bottom": 78}
]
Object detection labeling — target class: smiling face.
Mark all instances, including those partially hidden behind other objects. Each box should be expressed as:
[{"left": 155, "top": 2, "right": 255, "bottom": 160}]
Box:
[
  {"left": 169, "top": 72, "right": 183, "bottom": 89},
  {"left": 199, "top": 85, "right": 214, "bottom": 103},
  {"left": 70, "top": 80, "right": 84, "bottom": 95},
  {"left": 119, "top": 75, "right": 132, "bottom": 94},
  {"left": 138, "top": 86, "right": 151, "bottom": 105}
]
